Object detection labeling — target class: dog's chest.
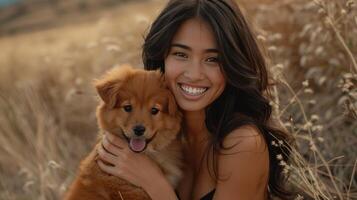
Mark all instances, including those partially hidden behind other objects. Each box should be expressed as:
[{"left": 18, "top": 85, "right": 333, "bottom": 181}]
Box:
[{"left": 150, "top": 141, "right": 185, "bottom": 188}]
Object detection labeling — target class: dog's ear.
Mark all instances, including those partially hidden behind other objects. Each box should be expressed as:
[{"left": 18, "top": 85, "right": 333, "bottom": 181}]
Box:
[
  {"left": 166, "top": 91, "right": 178, "bottom": 116},
  {"left": 94, "top": 65, "right": 134, "bottom": 108},
  {"left": 95, "top": 80, "right": 122, "bottom": 108},
  {"left": 160, "top": 74, "right": 179, "bottom": 116}
]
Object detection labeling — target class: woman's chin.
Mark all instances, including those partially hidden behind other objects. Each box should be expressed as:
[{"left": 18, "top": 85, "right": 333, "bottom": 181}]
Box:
[{"left": 176, "top": 101, "right": 206, "bottom": 112}]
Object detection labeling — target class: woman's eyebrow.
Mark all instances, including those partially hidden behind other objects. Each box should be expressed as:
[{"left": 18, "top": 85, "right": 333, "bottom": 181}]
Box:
[{"left": 171, "top": 43, "right": 219, "bottom": 53}]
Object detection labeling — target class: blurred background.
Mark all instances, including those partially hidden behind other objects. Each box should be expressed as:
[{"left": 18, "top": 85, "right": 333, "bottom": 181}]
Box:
[{"left": 0, "top": 0, "right": 356, "bottom": 199}]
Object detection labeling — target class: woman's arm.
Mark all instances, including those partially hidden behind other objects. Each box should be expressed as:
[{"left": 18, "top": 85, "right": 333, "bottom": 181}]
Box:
[
  {"left": 97, "top": 132, "right": 179, "bottom": 200},
  {"left": 213, "top": 126, "right": 270, "bottom": 200}
]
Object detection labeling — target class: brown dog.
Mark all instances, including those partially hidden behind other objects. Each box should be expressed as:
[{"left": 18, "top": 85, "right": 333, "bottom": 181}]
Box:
[{"left": 64, "top": 65, "right": 184, "bottom": 200}]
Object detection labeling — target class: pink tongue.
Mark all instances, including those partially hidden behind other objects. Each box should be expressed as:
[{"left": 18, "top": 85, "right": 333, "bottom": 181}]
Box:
[{"left": 129, "top": 138, "right": 146, "bottom": 152}]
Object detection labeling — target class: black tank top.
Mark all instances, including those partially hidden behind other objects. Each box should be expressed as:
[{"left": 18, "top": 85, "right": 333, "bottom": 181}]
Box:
[
  {"left": 175, "top": 189, "right": 216, "bottom": 200},
  {"left": 200, "top": 189, "right": 215, "bottom": 200}
]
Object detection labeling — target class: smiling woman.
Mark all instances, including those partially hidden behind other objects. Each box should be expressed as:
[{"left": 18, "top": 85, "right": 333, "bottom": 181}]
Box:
[
  {"left": 165, "top": 18, "right": 226, "bottom": 112},
  {"left": 97, "top": 1, "right": 295, "bottom": 200}
]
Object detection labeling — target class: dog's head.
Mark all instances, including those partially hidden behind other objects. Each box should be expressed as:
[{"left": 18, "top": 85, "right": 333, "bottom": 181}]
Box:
[{"left": 94, "top": 65, "right": 182, "bottom": 153}]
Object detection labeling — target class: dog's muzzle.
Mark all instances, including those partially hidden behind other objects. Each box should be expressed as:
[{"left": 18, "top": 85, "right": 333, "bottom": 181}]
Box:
[{"left": 122, "top": 131, "right": 157, "bottom": 153}]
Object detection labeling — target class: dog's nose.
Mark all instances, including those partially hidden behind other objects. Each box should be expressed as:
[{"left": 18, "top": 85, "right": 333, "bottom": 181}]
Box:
[{"left": 133, "top": 125, "right": 146, "bottom": 136}]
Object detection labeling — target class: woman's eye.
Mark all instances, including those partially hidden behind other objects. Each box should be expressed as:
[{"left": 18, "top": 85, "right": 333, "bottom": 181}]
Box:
[
  {"left": 151, "top": 108, "right": 159, "bottom": 115},
  {"left": 206, "top": 57, "right": 219, "bottom": 63},
  {"left": 123, "top": 105, "right": 132, "bottom": 112},
  {"left": 173, "top": 52, "right": 188, "bottom": 58}
]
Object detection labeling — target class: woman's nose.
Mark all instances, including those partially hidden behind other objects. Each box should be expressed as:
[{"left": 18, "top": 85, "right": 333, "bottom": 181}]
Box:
[{"left": 184, "top": 60, "right": 204, "bottom": 80}]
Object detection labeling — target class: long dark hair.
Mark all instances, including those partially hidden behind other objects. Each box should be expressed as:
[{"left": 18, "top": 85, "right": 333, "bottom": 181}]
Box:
[{"left": 142, "top": 0, "right": 294, "bottom": 199}]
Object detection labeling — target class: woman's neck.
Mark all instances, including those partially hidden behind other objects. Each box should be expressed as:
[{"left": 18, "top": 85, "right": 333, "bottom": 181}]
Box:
[
  {"left": 183, "top": 110, "right": 209, "bottom": 144},
  {"left": 182, "top": 110, "right": 211, "bottom": 172}
]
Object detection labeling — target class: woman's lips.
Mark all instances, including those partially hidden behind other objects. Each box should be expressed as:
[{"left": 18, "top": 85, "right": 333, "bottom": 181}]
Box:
[{"left": 177, "top": 83, "right": 209, "bottom": 100}]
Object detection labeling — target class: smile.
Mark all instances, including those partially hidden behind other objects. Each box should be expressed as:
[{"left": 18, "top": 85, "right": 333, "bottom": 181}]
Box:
[{"left": 178, "top": 83, "right": 208, "bottom": 96}]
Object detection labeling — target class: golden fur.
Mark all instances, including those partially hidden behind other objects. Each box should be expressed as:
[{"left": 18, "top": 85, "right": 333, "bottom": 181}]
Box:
[{"left": 64, "top": 65, "right": 184, "bottom": 200}]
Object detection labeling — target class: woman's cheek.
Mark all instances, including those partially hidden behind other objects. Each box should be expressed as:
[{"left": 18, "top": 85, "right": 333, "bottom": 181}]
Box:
[{"left": 164, "top": 58, "right": 180, "bottom": 82}]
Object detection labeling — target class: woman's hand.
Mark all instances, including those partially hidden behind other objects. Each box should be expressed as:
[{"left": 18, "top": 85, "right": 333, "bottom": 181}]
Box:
[
  {"left": 96, "top": 132, "right": 178, "bottom": 200},
  {"left": 97, "top": 131, "right": 162, "bottom": 188}
]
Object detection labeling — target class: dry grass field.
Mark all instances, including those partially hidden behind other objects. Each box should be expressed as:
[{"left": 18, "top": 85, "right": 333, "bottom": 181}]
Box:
[{"left": 0, "top": 0, "right": 356, "bottom": 199}]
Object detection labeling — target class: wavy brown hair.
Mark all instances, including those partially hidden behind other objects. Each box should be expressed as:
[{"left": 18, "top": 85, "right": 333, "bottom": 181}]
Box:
[{"left": 142, "top": 0, "right": 295, "bottom": 199}]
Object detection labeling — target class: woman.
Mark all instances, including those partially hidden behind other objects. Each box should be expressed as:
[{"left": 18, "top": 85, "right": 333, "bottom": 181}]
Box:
[{"left": 96, "top": 0, "right": 294, "bottom": 199}]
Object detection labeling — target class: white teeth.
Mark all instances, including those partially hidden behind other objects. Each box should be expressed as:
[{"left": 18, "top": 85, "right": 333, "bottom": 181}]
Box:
[{"left": 180, "top": 84, "right": 207, "bottom": 96}]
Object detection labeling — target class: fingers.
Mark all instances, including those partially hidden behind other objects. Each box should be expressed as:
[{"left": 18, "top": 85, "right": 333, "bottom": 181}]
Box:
[
  {"left": 102, "top": 132, "right": 130, "bottom": 155},
  {"left": 97, "top": 160, "right": 117, "bottom": 175},
  {"left": 97, "top": 160, "right": 132, "bottom": 187},
  {"left": 106, "top": 132, "right": 128, "bottom": 150},
  {"left": 102, "top": 135, "right": 121, "bottom": 156},
  {"left": 97, "top": 143, "right": 118, "bottom": 165}
]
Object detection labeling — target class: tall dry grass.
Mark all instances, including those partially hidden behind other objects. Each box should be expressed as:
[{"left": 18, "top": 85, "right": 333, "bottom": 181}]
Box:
[
  {"left": 252, "top": 0, "right": 357, "bottom": 199},
  {"left": 0, "top": 0, "right": 355, "bottom": 199}
]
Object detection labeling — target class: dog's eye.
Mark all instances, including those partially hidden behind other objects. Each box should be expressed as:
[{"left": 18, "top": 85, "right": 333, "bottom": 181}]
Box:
[
  {"left": 123, "top": 105, "right": 132, "bottom": 112},
  {"left": 151, "top": 108, "right": 159, "bottom": 115}
]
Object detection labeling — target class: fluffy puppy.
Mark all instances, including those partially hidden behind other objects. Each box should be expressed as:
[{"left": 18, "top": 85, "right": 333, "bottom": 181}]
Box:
[{"left": 64, "top": 65, "right": 183, "bottom": 200}]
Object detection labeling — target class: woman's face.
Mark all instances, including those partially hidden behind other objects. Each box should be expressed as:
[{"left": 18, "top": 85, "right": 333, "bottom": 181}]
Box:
[{"left": 164, "top": 18, "right": 226, "bottom": 112}]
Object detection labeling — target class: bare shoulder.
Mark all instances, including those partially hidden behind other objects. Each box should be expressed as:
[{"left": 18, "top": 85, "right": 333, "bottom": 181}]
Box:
[
  {"left": 214, "top": 126, "right": 269, "bottom": 199},
  {"left": 221, "top": 125, "right": 268, "bottom": 154},
  {"left": 217, "top": 125, "right": 269, "bottom": 179}
]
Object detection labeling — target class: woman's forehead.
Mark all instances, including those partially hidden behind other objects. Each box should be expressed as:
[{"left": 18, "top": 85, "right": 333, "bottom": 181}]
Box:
[{"left": 170, "top": 18, "right": 218, "bottom": 50}]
